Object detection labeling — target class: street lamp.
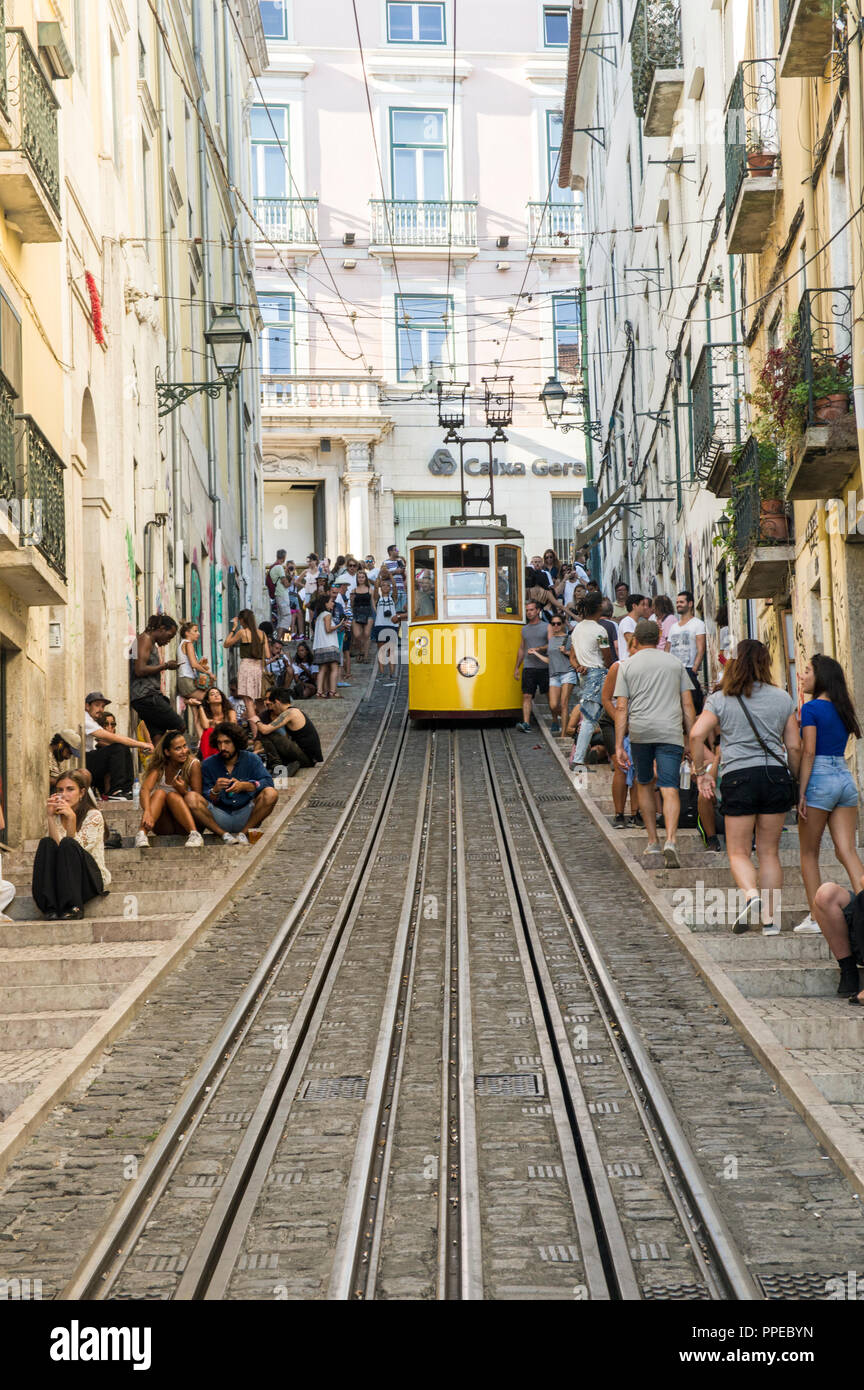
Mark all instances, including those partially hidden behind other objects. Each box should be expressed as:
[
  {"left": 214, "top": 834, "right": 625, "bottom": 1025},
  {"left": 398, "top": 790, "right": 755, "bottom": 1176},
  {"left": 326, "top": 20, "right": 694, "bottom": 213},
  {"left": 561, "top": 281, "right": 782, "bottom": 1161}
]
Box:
[
  {"left": 539, "top": 374, "right": 602, "bottom": 441},
  {"left": 156, "top": 306, "right": 252, "bottom": 416}
]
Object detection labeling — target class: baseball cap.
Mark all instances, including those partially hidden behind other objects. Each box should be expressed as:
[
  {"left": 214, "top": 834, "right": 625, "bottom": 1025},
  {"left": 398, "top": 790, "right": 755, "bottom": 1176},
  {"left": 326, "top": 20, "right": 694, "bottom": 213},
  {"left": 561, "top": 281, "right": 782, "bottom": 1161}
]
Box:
[
  {"left": 85, "top": 691, "right": 111, "bottom": 705},
  {"left": 57, "top": 728, "right": 82, "bottom": 752}
]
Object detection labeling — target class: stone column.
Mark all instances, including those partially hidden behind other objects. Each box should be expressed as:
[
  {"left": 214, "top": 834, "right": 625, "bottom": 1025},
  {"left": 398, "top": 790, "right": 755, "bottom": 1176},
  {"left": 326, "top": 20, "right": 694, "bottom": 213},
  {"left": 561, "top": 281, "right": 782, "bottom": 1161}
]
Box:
[{"left": 343, "top": 440, "right": 374, "bottom": 557}]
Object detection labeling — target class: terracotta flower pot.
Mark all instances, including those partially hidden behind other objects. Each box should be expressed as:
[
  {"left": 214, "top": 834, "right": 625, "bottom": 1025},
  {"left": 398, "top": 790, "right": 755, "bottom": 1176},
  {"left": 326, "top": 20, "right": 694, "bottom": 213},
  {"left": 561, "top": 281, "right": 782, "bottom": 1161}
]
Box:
[
  {"left": 759, "top": 498, "right": 788, "bottom": 541},
  {"left": 747, "top": 151, "right": 777, "bottom": 175},
  {"left": 814, "top": 392, "right": 850, "bottom": 423}
]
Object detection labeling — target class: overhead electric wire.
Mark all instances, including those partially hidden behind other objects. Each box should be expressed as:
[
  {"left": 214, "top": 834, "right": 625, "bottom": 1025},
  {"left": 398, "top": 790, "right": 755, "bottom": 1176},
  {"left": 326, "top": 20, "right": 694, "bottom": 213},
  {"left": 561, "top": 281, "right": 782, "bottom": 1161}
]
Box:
[{"left": 442, "top": 0, "right": 458, "bottom": 375}]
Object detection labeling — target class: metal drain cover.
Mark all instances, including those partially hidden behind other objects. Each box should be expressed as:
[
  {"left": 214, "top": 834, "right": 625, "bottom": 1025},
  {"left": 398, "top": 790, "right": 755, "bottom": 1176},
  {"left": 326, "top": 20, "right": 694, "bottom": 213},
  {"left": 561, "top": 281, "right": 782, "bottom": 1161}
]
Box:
[
  {"left": 475, "top": 1073, "right": 544, "bottom": 1097},
  {"left": 643, "top": 1283, "right": 712, "bottom": 1301},
  {"left": 758, "top": 1272, "right": 864, "bottom": 1300},
  {"left": 535, "top": 793, "right": 575, "bottom": 804},
  {"left": 301, "top": 1075, "right": 368, "bottom": 1101},
  {"left": 307, "top": 798, "right": 347, "bottom": 809}
]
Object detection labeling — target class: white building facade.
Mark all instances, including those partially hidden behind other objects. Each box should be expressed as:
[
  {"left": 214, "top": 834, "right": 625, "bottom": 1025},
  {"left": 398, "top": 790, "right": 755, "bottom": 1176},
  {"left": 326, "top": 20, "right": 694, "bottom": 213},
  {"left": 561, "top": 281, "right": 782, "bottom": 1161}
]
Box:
[{"left": 254, "top": 0, "right": 588, "bottom": 570}]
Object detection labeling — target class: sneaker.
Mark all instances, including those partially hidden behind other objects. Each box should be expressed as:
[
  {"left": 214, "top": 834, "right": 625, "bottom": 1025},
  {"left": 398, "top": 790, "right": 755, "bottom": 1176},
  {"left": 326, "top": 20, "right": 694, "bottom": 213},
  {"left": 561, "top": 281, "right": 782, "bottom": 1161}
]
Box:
[
  {"left": 221, "top": 832, "right": 239, "bottom": 845},
  {"left": 642, "top": 843, "right": 662, "bottom": 860},
  {"left": 761, "top": 922, "right": 781, "bottom": 936},
  {"left": 838, "top": 960, "right": 861, "bottom": 997},
  {"left": 185, "top": 831, "right": 204, "bottom": 848},
  {"left": 732, "top": 895, "right": 760, "bottom": 934},
  {"left": 108, "top": 791, "right": 133, "bottom": 801},
  {"left": 550, "top": 722, "right": 561, "bottom": 735},
  {"left": 793, "top": 914, "right": 821, "bottom": 935},
  {"left": 236, "top": 832, "right": 250, "bottom": 845},
  {"left": 663, "top": 841, "right": 680, "bottom": 869},
  {"left": 704, "top": 836, "right": 722, "bottom": 854},
  {"left": 612, "top": 812, "right": 627, "bottom": 830},
  {"left": 629, "top": 811, "right": 644, "bottom": 828},
  {"left": 516, "top": 723, "right": 532, "bottom": 733},
  {"left": 134, "top": 830, "right": 150, "bottom": 849}
]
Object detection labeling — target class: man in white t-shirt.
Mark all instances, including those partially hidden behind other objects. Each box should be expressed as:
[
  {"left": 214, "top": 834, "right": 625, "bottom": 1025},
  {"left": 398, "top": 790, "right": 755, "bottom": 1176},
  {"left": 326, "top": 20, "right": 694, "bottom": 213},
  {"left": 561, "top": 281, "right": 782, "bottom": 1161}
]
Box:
[
  {"left": 568, "top": 592, "right": 613, "bottom": 765},
  {"left": 84, "top": 692, "right": 153, "bottom": 799},
  {"left": 617, "top": 593, "right": 651, "bottom": 662},
  {"left": 667, "top": 589, "right": 706, "bottom": 713},
  {"left": 572, "top": 552, "right": 591, "bottom": 587}
]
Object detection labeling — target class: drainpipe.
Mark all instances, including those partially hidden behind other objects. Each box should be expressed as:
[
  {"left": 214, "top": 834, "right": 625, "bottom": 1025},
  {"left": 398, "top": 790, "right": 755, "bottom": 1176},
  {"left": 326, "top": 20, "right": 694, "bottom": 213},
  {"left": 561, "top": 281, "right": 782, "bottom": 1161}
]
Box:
[
  {"left": 157, "top": 2, "right": 183, "bottom": 618},
  {"left": 223, "top": 2, "right": 251, "bottom": 606},
  {"left": 801, "top": 79, "right": 835, "bottom": 655},
  {"left": 192, "top": 1, "right": 220, "bottom": 671},
  {"left": 846, "top": 15, "right": 864, "bottom": 442}
]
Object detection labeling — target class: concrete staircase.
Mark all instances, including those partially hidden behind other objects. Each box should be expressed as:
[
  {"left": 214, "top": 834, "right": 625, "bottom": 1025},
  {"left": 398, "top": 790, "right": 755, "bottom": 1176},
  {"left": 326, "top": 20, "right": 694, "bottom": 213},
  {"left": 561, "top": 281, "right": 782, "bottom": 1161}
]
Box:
[
  {"left": 583, "top": 766, "right": 864, "bottom": 1121},
  {"left": 0, "top": 800, "right": 250, "bottom": 1118}
]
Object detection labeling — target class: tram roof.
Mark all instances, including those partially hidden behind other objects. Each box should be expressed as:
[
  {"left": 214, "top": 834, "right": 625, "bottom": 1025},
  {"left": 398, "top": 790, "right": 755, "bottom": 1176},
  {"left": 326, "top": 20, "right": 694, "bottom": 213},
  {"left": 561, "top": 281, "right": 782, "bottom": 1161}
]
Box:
[{"left": 406, "top": 525, "right": 524, "bottom": 542}]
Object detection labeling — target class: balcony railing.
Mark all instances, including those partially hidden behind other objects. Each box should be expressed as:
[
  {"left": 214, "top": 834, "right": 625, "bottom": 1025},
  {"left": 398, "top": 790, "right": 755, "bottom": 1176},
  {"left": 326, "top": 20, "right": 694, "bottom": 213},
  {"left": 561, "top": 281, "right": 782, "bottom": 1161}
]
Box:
[
  {"left": 370, "top": 199, "right": 477, "bottom": 248},
  {"left": 630, "top": 0, "right": 683, "bottom": 120},
  {"left": 261, "top": 374, "right": 382, "bottom": 412},
  {"left": 527, "top": 201, "right": 580, "bottom": 248},
  {"left": 795, "top": 285, "right": 853, "bottom": 429},
  {"left": 725, "top": 60, "right": 779, "bottom": 240},
  {"left": 16, "top": 414, "right": 66, "bottom": 578},
  {"left": 0, "top": 3, "right": 7, "bottom": 121},
  {"left": 786, "top": 285, "right": 858, "bottom": 500},
  {"left": 0, "top": 368, "right": 14, "bottom": 505},
  {"left": 4, "top": 28, "right": 60, "bottom": 215},
  {"left": 253, "top": 196, "right": 318, "bottom": 245},
  {"left": 731, "top": 435, "right": 793, "bottom": 597},
  {"left": 691, "top": 342, "right": 745, "bottom": 493}
]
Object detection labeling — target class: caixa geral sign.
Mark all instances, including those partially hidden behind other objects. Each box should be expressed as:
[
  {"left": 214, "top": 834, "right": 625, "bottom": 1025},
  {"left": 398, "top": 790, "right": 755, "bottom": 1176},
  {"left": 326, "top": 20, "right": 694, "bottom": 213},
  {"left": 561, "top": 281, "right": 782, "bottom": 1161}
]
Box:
[{"left": 428, "top": 448, "right": 584, "bottom": 478}]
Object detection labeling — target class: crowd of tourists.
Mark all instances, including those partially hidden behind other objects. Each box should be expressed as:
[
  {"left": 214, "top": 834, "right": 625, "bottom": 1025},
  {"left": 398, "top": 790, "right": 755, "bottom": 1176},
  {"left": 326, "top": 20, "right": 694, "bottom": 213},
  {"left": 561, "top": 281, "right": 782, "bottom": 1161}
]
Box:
[{"left": 518, "top": 549, "right": 864, "bottom": 1007}]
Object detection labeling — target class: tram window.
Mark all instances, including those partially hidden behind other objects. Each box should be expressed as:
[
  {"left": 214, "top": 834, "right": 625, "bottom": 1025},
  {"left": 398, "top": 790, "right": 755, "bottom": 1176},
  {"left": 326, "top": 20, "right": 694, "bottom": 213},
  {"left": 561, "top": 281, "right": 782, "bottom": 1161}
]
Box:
[
  {"left": 496, "top": 545, "right": 523, "bottom": 620},
  {"left": 411, "top": 547, "right": 437, "bottom": 619},
  {"left": 445, "top": 569, "right": 487, "bottom": 618},
  {"left": 442, "top": 543, "right": 489, "bottom": 568}
]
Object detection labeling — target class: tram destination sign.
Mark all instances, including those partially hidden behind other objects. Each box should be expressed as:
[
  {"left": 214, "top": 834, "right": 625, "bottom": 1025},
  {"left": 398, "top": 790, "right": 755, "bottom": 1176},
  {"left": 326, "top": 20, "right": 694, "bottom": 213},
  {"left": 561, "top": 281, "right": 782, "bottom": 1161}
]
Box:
[{"left": 428, "top": 448, "right": 584, "bottom": 479}]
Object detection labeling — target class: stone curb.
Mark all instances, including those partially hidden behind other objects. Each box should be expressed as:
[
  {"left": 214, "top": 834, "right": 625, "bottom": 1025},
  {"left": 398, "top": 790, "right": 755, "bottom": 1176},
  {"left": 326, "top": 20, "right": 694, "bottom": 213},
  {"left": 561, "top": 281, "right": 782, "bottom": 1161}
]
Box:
[
  {"left": 0, "top": 664, "right": 377, "bottom": 1184},
  {"left": 534, "top": 721, "right": 864, "bottom": 1199}
]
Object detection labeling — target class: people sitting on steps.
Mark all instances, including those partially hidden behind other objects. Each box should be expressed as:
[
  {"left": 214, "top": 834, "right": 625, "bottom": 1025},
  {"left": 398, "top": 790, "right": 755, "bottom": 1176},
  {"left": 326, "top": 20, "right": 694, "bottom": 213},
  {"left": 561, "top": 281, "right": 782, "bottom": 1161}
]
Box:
[
  {"left": 250, "top": 687, "right": 324, "bottom": 777},
  {"left": 135, "top": 730, "right": 204, "bottom": 850},
  {"left": 194, "top": 686, "right": 239, "bottom": 760},
  {"left": 187, "top": 722, "right": 277, "bottom": 845},
  {"left": 84, "top": 692, "right": 153, "bottom": 800},
  {"left": 49, "top": 731, "right": 78, "bottom": 789},
  {"left": 31, "top": 770, "right": 111, "bottom": 921}
]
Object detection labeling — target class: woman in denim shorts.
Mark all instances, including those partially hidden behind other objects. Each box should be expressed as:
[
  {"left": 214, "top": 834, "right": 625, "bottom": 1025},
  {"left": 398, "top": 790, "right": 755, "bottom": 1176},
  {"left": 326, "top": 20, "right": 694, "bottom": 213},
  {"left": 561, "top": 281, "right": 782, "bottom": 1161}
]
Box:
[{"left": 795, "top": 655, "right": 864, "bottom": 935}]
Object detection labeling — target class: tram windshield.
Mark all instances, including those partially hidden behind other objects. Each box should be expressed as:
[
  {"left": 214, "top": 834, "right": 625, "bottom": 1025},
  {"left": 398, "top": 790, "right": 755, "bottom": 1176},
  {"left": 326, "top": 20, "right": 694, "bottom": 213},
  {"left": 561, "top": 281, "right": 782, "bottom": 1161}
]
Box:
[
  {"left": 446, "top": 571, "right": 487, "bottom": 597},
  {"left": 442, "top": 543, "right": 489, "bottom": 568}
]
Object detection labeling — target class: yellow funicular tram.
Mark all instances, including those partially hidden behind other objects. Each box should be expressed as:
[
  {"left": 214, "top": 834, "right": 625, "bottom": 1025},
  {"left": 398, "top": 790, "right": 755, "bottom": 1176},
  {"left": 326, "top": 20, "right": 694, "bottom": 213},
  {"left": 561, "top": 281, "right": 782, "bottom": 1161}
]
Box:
[{"left": 406, "top": 378, "right": 524, "bottom": 720}]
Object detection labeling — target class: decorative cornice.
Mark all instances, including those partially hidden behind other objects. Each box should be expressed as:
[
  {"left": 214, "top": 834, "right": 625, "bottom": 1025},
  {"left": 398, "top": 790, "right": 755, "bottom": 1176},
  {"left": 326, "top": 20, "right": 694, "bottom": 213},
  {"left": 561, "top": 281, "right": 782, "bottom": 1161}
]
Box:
[{"left": 366, "top": 53, "right": 472, "bottom": 83}]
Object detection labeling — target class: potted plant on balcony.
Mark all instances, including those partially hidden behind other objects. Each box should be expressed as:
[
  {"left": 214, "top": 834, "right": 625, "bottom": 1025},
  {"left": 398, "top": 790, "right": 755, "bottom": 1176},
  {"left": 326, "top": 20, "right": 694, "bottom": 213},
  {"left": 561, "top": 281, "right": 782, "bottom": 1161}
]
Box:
[
  {"left": 746, "top": 130, "right": 778, "bottom": 176},
  {"left": 735, "top": 438, "right": 789, "bottom": 541},
  {"left": 798, "top": 354, "right": 853, "bottom": 423},
  {"left": 746, "top": 325, "right": 806, "bottom": 454}
]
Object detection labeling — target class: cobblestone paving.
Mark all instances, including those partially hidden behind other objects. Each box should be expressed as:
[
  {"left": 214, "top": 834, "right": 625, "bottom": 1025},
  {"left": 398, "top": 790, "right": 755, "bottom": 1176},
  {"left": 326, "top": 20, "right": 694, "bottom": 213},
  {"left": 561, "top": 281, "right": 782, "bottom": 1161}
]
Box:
[{"left": 509, "top": 731, "right": 864, "bottom": 1288}]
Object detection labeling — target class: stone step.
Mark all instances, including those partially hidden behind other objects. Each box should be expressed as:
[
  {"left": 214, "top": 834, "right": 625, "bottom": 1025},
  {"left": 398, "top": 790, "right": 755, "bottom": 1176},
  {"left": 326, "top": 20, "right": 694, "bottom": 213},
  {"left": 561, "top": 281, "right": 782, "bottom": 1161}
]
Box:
[
  {"left": 7, "top": 889, "right": 203, "bottom": 921},
  {"left": 0, "top": 916, "right": 180, "bottom": 947},
  {"left": 745, "top": 997, "right": 864, "bottom": 1053},
  {"left": 725, "top": 960, "right": 841, "bottom": 999},
  {"left": 0, "top": 1010, "right": 102, "bottom": 1050},
  {"left": 3, "top": 861, "right": 231, "bottom": 888},
  {"left": 14, "top": 833, "right": 256, "bottom": 862},
  {"left": 648, "top": 866, "right": 813, "bottom": 889},
  {"left": 787, "top": 1049, "right": 864, "bottom": 1104},
  {"left": 658, "top": 891, "right": 810, "bottom": 926},
  {"left": 0, "top": 1048, "right": 67, "bottom": 1120},
  {"left": 0, "top": 983, "right": 125, "bottom": 1013},
  {"left": 0, "top": 942, "right": 163, "bottom": 987},
  {"left": 703, "top": 934, "right": 832, "bottom": 963}
]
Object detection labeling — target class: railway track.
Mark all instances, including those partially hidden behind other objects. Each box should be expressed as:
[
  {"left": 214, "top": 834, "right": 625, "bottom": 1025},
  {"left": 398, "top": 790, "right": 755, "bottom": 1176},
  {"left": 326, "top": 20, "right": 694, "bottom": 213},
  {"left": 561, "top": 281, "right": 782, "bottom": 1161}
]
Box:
[{"left": 62, "top": 694, "right": 758, "bottom": 1301}]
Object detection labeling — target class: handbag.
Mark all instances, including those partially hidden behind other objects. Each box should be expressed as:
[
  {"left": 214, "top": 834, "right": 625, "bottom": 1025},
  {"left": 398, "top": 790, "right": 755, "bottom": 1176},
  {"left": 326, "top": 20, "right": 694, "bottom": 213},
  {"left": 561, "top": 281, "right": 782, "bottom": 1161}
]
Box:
[
  {"left": 734, "top": 696, "right": 798, "bottom": 805},
  {"left": 193, "top": 669, "right": 216, "bottom": 691}
]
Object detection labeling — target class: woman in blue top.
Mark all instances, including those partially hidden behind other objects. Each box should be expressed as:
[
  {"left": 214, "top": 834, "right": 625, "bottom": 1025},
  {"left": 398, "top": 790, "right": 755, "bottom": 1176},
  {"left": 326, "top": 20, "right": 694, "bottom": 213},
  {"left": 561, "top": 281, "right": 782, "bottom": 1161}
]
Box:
[{"left": 795, "top": 654, "right": 864, "bottom": 934}]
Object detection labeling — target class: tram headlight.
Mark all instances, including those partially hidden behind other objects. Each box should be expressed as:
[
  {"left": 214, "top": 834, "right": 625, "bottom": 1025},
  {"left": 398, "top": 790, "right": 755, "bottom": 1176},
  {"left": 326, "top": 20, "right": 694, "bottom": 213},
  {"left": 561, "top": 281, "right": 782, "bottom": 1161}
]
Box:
[{"left": 457, "top": 655, "right": 480, "bottom": 679}]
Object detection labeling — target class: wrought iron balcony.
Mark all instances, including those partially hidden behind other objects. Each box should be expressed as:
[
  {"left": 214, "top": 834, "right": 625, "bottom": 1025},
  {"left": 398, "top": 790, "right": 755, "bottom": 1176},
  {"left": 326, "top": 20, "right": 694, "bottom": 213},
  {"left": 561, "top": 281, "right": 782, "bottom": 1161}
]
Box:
[
  {"left": 261, "top": 374, "right": 383, "bottom": 413},
  {"left": 0, "top": 3, "right": 7, "bottom": 122},
  {"left": 0, "top": 27, "right": 61, "bottom": 241},
  {"left": 731, "top": 435, "right": 794, "bottom": 600},
  {"left": 16, "top": 414, "right": 66, "bottom": 577},
  {"left": 630, "top": 0, "right": 683, "bottom": 136},
  {"left": 0, "top": 399, "right": 67, "bottom": 601},
  {"left": 253, "top": 196, "right": 318, "bottom": 245},
  {"left": 370, "top": 199, "right": 477, "bottom": 251},
  {"left": 527, "top": 201, "right": 580, "bottom": 252},
  {"left": 691, "top": 342, "right": 745, "bottom": 495},
  {"left": 779, "top": 0, "right": 835, "bottom": 78},
  {"left": 786, "top": 285, "right": 858, "bottom": 500},
  {"left": 0, "top": 367, "right": 14, "bottom": 508},
  {"left": 724, "top": 60, "right": 779, "bottom": 254}
]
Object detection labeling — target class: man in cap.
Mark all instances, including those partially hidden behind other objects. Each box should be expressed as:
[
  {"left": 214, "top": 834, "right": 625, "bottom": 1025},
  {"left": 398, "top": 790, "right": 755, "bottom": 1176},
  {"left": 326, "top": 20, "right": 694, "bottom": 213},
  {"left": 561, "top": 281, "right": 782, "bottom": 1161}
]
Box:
[{"left": 84, "top": 692, "right": 153, "bottom": 800}]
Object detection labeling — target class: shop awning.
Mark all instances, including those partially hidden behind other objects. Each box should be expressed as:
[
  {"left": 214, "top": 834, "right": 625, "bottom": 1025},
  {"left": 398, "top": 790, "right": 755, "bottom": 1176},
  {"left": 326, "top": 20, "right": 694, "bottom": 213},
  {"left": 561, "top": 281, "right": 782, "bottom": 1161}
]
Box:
[{"left": 574, "top": 482, "right": 629, "bottom": 548}]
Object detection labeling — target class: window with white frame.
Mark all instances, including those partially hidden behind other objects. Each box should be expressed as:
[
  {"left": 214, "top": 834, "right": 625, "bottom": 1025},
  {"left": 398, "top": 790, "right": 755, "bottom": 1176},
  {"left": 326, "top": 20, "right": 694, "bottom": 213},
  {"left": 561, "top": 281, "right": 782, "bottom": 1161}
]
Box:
[
  {"left": 553, "top": 296, "right": 581, "bottom": 381},
  {"left": 252, "top": 105, "right": 289, "bottom": 198},
  {"left": 391, "top": 110, "right": 447, "bottom": 200},
  {"left": 546, "top": 111, "right": 573, "bottom": 203},
  {"left": 396, "top": 295, "right": 452, "bottom": 382},
  {"left": 259, "top": 1, "right": 289, "bottom": 40},
  {"left": 259, "top": 294, "right": 294, "bottom": 374},
  {"left": 387, "top": 2, "right": 445, "bottom": 44},
  {"left": 543, "top": 7, "right": 570, "bottom": 47}
]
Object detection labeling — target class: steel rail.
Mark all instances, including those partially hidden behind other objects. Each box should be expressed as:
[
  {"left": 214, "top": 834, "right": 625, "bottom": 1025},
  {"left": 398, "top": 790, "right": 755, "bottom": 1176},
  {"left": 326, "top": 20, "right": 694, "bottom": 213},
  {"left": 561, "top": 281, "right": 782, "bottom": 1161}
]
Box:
[
  {"left": 62, "top": 668, "right": 403, "bottom": 1302},
  {"left": 477, "top": 731, "right": 632, "bottom": 1300},
  {"left": 498, "top": 727, "right": 760, "bottom": 1302},
  {"left": 438, "top": 734, "right": 461, "bottom": 1300},
  {"left": 180, "top": 691, "right": 416, "bottom": 1300},
  {"left": 327, "top": 731, "right": 435, "bottom": 1299}
]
